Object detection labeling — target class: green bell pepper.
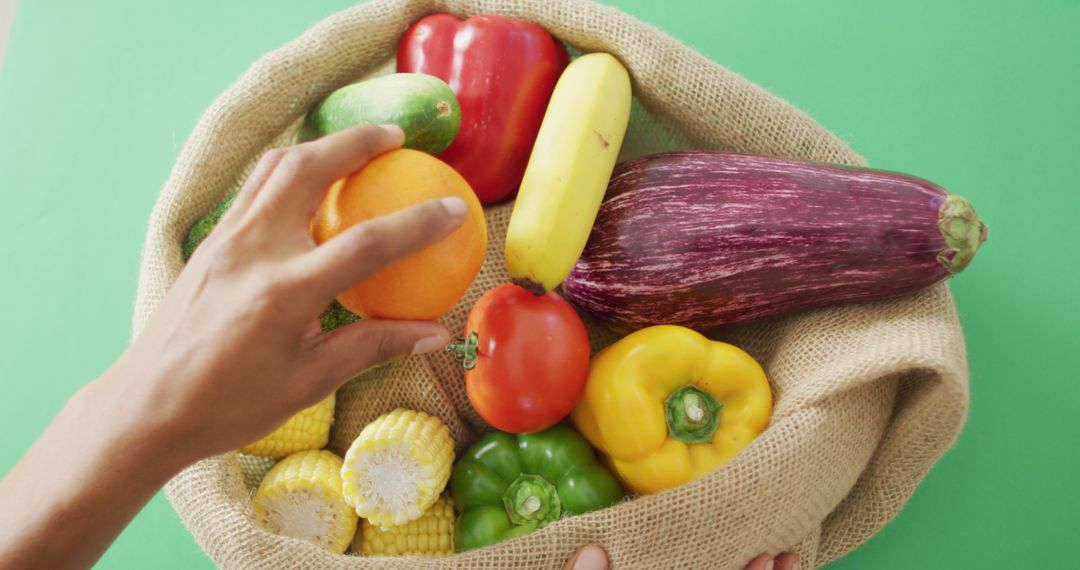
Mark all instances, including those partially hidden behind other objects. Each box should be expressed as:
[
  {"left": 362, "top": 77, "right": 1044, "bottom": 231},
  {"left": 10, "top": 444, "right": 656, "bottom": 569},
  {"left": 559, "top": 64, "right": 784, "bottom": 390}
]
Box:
[{"left": 451, "top": 425, "right": 623, "bottom": 551}]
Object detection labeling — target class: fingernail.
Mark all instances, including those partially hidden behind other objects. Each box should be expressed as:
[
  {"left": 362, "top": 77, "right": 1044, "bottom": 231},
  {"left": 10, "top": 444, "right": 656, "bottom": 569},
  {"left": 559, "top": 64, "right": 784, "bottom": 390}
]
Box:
[
  {"left": 378, "top": 124, "right": 405, "bottom": 143},
  {"left": 412, "top": 331, "right": 450, "bottom": 355},
  {"left": 790, "top": 561, "right": 799, "bottom": 570},
  {"left": 440, "top": 196, "right": 468, "bottom": 220},
  {"left": 572, "top": 546, "right": 608, "bottom": 570},
  {"left": 764, "top": 560, "right": 774, "bottom": 570}
]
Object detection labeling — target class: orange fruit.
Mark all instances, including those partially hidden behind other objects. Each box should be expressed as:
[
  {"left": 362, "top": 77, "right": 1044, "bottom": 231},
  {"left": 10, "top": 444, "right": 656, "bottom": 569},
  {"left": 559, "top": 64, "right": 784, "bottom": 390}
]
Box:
[{"left": 311, "top": 148, "right": 487, "bottom": 320}]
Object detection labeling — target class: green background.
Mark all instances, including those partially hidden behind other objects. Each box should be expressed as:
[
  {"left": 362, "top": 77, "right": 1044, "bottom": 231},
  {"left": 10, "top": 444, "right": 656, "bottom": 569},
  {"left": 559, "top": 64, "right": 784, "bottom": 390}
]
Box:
[{"left": 1, "top": 0, "right": 1076, "bottom": 568}]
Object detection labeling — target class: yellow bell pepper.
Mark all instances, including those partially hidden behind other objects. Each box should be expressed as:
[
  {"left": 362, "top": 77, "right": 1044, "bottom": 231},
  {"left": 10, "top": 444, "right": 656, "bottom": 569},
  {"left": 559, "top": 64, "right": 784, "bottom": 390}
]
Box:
[{"left": 571, "top": 325, "right": 773, "bottom": 494}]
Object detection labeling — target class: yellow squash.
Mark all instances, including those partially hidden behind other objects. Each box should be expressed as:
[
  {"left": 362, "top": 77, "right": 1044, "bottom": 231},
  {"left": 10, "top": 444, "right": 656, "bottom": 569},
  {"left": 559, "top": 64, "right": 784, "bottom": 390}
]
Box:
[
  {"left": 505, "top": 52, "right": 632, "bottom": 294},
  {"left": 572, "top": 325, "right": 773, "bottom": 494}
]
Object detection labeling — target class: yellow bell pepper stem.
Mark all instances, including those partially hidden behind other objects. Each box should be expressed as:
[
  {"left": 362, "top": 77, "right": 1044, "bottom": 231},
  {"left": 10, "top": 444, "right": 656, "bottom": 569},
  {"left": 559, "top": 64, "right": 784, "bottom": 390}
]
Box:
[
  {"left": 665, "top": 386, "right": 722, "bottom": 443},
  {"left": 571, "top": 325, "right": 773, "bottom": 495}
]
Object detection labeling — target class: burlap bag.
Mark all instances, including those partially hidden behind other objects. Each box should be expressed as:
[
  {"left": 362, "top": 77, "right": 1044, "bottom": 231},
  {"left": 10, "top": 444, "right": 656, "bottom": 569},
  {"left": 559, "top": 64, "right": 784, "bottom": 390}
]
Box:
[{"left": 133, "top": 0, "right": 970, "bottom": 568}]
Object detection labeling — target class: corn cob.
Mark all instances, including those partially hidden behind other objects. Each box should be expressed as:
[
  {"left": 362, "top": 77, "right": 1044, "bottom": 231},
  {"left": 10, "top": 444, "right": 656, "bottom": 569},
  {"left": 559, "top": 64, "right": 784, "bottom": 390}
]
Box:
[
  {"left": 240, "top": 395, "right": 335, "bottom": 457},
  {"left": 341, "top": 409, "right": 454, "bottom": 529},
  {"left": 353, "top": 494, "right": 455, "bottom": 556},
  {"left": 253, "top": 449, "right": 358, "bottom": 553}
]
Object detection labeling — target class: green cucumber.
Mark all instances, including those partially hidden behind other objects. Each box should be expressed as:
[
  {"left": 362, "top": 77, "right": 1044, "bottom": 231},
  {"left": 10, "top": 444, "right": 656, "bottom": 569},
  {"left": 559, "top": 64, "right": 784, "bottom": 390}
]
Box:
[{"left": 298, "top": 73, "right": 461, "bottom": 154}]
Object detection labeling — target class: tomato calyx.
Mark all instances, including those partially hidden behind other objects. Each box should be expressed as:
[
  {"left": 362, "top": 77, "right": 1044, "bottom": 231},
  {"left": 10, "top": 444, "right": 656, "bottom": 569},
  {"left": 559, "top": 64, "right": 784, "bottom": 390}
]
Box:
[{"left": 446, "top": 331, "right": 480, "bottom": 371}]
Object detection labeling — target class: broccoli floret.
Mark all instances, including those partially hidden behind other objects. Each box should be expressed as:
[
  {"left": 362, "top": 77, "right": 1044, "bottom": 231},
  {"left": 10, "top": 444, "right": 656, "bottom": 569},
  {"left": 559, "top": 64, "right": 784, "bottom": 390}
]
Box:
[
  {"left": 181, "top": 192, "right": 238, "bottom": 261},
  {"left": 319, "top": 300, "right": 362, "bottom": 333},
  {"left": 319, "top": 301, "right": 387, "bottom": 374}
]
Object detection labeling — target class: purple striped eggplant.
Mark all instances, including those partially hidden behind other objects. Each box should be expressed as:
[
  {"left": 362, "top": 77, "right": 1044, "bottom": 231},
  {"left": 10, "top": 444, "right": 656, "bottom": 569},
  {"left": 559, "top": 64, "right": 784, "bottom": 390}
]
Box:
[{"left": 562, "top": 152, "right": 988, "bottom": 332}]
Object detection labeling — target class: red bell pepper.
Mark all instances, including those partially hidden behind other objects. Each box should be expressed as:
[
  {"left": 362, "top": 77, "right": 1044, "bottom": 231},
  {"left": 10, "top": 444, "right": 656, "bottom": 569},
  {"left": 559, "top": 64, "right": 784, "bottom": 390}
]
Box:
[{"left": 397, "top": 14, "right": 569, "bottom": 204}]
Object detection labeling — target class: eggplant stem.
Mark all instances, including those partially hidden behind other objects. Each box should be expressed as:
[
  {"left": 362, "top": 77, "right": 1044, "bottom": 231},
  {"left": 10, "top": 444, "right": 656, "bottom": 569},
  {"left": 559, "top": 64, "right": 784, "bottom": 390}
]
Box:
[{"left": 937, "top": 194, "right": 988, "bottom": 274}]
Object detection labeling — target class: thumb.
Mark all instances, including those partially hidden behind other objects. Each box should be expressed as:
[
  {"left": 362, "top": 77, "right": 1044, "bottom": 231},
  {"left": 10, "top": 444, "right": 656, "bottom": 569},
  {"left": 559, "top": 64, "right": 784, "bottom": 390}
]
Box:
[
  {"left": 563, "top": 546, "right": 608, "bottom": 570},
  {"left": 309, "top": 318, "right": 450, "bottom": 390}
]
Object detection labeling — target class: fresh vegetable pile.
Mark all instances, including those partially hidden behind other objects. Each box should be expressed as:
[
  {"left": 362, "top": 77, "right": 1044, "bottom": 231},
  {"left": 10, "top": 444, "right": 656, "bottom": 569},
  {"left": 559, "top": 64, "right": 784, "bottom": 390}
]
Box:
[{"left": 181, "top": 12, "right": 987, "bottom": 559}]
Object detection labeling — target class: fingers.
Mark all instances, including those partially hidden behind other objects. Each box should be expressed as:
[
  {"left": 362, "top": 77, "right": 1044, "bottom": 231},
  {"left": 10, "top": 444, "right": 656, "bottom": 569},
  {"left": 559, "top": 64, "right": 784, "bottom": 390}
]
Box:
[
  {"left": 217, "top": 147, "right": 287, "bottom": 229},
  {"left": 775, "top": 552, "right": 800, "bottom": 570},
  {"left": 297, "top": 197, "right": 468, "bottom": 299},
  {"left": 562, "top": 545, "right": 608, "bottom": 570},
  {"left": 744, "top": 554, "right": 774, "bottom": 570},
  {"left": 744, "top": 553, "right": 799, "bottom": 570},
  {"left": 308, "top": 318, "right": 450, "bottom": 391},
  {"left": 251, "top": 124, "right": 404, "bottom": 225},
  {"left": 561, "top": 546, "right": 793, "bottom": 570}
]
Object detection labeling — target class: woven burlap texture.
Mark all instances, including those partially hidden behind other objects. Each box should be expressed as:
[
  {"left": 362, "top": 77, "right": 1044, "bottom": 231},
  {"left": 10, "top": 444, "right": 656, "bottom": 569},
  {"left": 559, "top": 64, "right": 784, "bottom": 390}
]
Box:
[{"left": 132, "top": 0, "right": 970, "bottom": 568}]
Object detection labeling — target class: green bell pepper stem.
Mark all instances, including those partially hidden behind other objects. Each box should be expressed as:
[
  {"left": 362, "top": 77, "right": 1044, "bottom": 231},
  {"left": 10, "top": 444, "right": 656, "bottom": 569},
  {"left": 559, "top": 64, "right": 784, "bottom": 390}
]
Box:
[
  {"left": 451, "top": 425, "right": 623, "bottom": 552},
  {"left": 503, "top": 474, "right": 561, "bottom": 526}
]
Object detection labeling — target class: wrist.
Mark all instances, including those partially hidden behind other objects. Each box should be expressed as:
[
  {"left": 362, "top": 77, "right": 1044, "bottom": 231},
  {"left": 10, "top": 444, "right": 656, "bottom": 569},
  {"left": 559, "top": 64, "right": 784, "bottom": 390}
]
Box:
[{"left": 69, "top": 367, "right": 198, "bottom": 486}]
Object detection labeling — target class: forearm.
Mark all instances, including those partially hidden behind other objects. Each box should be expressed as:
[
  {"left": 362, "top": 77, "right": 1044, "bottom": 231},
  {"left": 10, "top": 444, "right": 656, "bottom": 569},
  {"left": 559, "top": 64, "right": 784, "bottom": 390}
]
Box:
[{"left": 0, "top": 371, "right": 191, "bottom": 569}]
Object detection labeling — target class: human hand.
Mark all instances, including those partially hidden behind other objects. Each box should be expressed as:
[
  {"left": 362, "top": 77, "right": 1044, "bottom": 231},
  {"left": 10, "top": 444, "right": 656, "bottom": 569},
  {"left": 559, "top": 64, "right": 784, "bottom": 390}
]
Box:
[
  {"left": 744, "top": 551, "right": 800, "bottom": 570},
  {"left": 560, "top": 545, "right": 799, "bottom": 570},
  {"left": 0, "top": 123, "right": 472, "bottom": 570},
  {"left": 96, "top": 124, "right": 466, "bottom": 466}
]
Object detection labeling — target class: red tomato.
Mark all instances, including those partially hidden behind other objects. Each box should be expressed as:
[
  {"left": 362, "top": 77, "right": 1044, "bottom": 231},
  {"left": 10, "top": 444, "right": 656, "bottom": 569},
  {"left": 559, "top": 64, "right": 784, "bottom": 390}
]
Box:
[{"left": 449, "top": 284, "right": 590, "bottom": 434}]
